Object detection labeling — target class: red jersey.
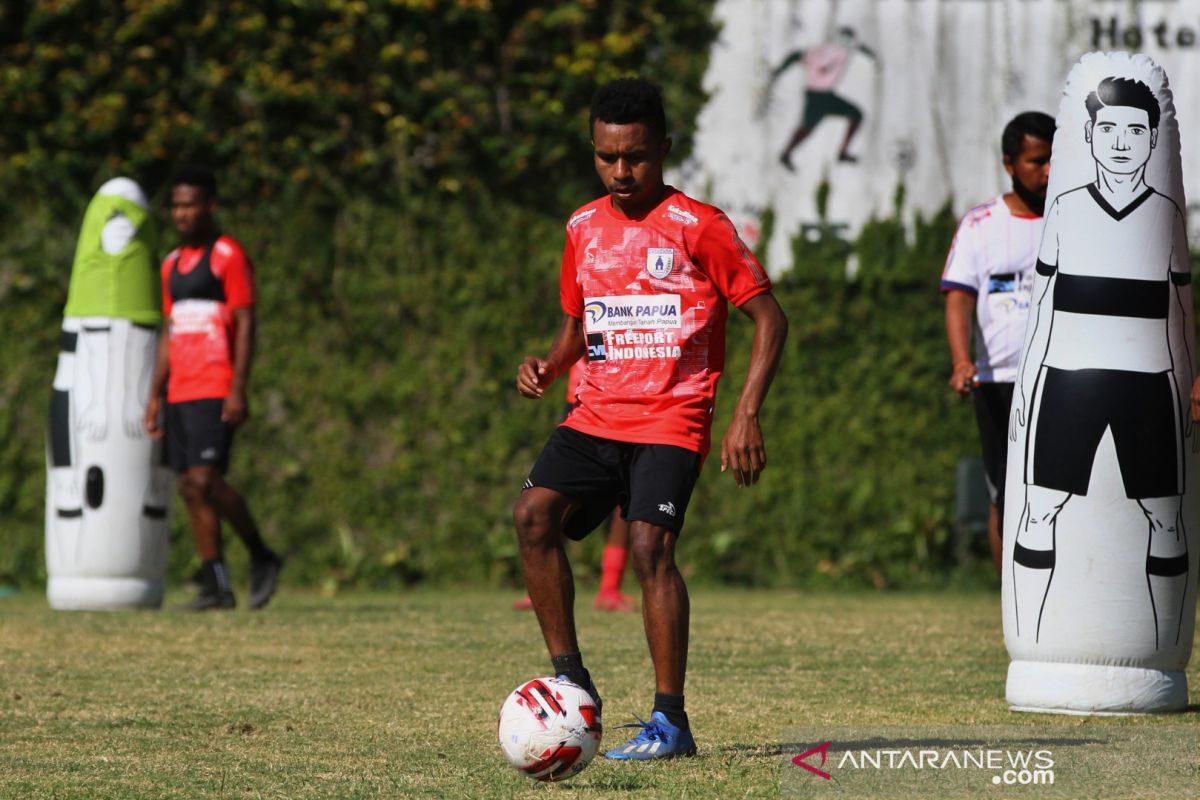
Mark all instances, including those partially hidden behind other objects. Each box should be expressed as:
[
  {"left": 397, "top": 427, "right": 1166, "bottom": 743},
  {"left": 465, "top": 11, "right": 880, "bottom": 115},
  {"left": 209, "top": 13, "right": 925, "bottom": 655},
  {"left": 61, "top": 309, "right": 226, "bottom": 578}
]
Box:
[
  {"left": 560, "top": 187, "right": 771, "bottom": 456},
  {"left": 565, "top": 358, "right": 586, "bottom": 404},
  {"left": 160, "top": 234, "right": 255, "bottom": 403}
]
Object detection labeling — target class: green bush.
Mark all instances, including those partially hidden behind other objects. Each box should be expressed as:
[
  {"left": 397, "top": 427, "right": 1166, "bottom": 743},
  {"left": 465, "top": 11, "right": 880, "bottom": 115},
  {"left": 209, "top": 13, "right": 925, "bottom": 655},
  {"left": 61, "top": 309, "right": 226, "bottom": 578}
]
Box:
[{"left": 0, "top": 190, "right": 996, "bottom": 591}]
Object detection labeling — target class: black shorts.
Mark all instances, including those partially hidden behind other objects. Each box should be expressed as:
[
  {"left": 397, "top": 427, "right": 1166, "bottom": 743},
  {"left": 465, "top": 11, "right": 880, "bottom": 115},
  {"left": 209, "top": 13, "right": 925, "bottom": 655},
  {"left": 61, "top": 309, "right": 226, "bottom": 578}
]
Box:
[
  {"left": 524, "top": 426, "right": 702, "bottom": 539},
  {"left": 973, "top": 382, "right": 1014, "bottom": 509},
  {"left": 1030, "top": 367, "right": 1181, "bottom": 498},
  {"left": 165, "top": 398, "right": 235, "bottom": 474}
]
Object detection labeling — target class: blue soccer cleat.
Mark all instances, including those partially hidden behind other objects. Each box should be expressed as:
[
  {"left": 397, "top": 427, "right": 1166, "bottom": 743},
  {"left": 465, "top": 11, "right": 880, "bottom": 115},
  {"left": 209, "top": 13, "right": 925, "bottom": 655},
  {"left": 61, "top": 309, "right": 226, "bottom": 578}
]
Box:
[{"left": 604, "top": 711, "right": 696, "bottom": 760}]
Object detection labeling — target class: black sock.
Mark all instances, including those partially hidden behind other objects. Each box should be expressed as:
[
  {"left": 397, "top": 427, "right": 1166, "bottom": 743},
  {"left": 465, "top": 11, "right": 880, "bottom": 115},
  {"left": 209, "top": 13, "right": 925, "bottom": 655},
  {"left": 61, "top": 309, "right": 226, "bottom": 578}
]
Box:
[
  {"left": 203, "top": 559, "right": 232, "bottom": 594},
  {"left": 551, "top": 653, "right": 591, "bottom": 689},
  {"left": 237, "top": 528, "right": 273, "bottom": 562},
  {"left": 653, "top": 692, "right": 688, "bottom": 730}
]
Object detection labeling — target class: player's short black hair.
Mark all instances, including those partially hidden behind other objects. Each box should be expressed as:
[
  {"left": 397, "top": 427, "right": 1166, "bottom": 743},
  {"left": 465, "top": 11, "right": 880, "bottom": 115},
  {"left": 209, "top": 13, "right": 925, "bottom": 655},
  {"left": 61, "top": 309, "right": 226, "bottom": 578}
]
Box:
[
  {"left": 589, "top": 78, "right": 667, "bottom": 142},
  {"left": 170, "top": 165, "right": 218, "bottom": 199},
  {"left": 1085, "top": 76, "right": 1160, "bottom": 129},
  {"left": 1001, "top": 112, "right": 1056, "bottom": 159}
]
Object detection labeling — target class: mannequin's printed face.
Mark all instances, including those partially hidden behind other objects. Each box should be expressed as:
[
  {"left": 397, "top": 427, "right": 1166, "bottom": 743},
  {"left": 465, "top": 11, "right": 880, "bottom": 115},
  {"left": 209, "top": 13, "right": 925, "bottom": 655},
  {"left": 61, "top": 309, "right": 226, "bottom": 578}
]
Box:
[{"left": 1088, "top": 105, "right": 1156, "bottom": 176}]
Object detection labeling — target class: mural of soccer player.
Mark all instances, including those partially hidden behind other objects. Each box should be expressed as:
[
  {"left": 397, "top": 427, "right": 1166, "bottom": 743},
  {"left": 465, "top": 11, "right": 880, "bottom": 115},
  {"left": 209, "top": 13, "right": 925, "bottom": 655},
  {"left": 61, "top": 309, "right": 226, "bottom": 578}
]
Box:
[
  {"left": 767, "top": 27, "right": 878, "bottom": 171},
  {"left": 1009, "top": 76, "right": 1193, "bottom": 650}
]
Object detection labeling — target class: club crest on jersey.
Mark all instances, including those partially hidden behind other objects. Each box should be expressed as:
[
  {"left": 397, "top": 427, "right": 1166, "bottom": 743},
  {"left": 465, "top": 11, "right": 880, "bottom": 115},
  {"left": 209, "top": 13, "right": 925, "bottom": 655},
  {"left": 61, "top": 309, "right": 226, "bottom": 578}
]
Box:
[{"left": 646, "top": 248, "right": 674, "bottom": 279}]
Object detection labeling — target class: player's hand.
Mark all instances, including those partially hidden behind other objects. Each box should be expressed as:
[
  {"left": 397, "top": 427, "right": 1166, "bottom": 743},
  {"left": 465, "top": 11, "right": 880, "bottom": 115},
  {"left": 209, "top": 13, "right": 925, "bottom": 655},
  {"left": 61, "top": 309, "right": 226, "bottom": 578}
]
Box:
[
  {"left": 143, "top": 395, "right": 163, "bottom": 441},
  {"left": 1009, "top": 395, "right": 1026, "bottom": 441},
  {"left": 948, "top": 361, "right": 976, "bottom": 396},
  {"left": 222, "top": 388, "right": 248, "bottom": 427},
  {"left": 721, "top": 412, "right": 766, "bottom": 487},
  {"left": 516, "top": 356, "right": 553, "bottom": 399}
]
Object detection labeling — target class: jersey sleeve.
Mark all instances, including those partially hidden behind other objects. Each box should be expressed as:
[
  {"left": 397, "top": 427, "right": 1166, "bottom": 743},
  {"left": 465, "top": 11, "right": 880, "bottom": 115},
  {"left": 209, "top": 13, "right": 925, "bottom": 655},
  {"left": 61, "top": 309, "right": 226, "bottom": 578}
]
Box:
[
  {"left": 218, "top": 241, "right": 255, "bottom": 309},
  {"left": 559, "top": 231, "right": 583, "bottom": 318},
  {"left": 940, "top": 217, "right": 981, "bottom": 295},
  {"left": 693, "top": 213, "right": 771, "bottom": 307}
]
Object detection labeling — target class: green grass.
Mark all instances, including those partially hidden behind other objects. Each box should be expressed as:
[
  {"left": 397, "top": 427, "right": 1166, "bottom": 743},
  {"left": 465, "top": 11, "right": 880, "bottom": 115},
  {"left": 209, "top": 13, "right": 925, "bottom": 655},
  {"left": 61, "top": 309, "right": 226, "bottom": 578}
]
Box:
[{"left": 0, "top": 588, "right": 1197, "bottom": 798}]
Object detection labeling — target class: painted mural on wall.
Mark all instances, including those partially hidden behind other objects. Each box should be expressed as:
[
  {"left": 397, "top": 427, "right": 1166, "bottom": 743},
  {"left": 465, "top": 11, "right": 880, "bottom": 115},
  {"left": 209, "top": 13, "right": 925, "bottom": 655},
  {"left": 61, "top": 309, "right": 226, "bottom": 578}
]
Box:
[{"left": 674, "top": 0, "right": 1200, "bottom": 273}]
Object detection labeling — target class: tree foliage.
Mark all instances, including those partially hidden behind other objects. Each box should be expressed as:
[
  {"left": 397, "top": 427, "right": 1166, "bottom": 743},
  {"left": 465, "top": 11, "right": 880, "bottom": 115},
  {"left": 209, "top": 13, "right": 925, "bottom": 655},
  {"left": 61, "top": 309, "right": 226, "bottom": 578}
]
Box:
[{"left": 0, "top": 0, "right": 717, "bottom": 210}]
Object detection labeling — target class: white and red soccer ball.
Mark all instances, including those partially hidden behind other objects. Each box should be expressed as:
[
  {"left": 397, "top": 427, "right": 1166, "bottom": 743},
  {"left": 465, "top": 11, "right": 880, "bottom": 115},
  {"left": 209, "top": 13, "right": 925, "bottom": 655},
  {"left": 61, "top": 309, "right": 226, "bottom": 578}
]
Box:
[{"left": 497, "top": 677, "right": 602, "bottom": 781}]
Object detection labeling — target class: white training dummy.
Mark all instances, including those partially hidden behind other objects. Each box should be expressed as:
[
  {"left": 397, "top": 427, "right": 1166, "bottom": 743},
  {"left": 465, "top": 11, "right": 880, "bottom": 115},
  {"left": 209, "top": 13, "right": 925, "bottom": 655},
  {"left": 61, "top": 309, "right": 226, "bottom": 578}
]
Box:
[
  {"left": 1003, "top": 52, "right": 1196, "bottom": 713},
  {"left": 46, "top": 177, "right": 172, "bottom": 610}
]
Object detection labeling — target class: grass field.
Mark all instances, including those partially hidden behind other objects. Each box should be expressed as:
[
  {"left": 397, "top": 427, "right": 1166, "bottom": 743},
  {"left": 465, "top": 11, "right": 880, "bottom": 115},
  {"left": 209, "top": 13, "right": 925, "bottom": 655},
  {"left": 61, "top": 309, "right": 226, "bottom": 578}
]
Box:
[{"left": 1, "top": 588, "right": 1197, "bottom": 799}]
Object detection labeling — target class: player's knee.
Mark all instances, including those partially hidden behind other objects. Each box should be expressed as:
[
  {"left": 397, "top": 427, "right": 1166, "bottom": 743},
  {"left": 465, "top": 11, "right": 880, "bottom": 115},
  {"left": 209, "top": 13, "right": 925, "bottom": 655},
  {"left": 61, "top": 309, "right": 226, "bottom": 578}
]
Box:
[
  {"left": 629, "top": 531, "right": 674, "bottom": 582},
  {"left": 178, "top": 472, "right": 215, "bottom": 506},
  {"left": 512, "top": 494, "right": 556, "bottom": 548}
]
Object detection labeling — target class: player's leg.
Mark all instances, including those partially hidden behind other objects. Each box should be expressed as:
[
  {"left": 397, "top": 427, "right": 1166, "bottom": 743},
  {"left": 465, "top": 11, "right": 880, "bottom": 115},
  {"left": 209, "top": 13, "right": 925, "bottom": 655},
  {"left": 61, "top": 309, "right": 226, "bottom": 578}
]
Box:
[
  {"left": 177, "top": 463, "right": 235, "bottom": 610},
  {"left": 975, "top": 382, "right": 1014, "bottom": 577},
  {"left": 513, "top": 486, "right": 583, "bottom": 656},
  {"left": 780, "top": 92, "right": 824, "bottom": 170},
  {"left": 515, "top": 427, "right": 618, "bottom": 711},
  {"left": 829, "top": 95, "right": 864, "bottom": 162},
  {"left": 1011, "top": 484, "right": 1069, "bottom": 640},
  {"left": 167, "top": 399, "right": 234, "bottom": 610},
  {"left": 1138, "top": 496, "right": 1189, "bottom": 649},
  {"left": 594, "top": 513, "right": 635, "bottom": 611},
  {"left": 206, "top": 414, "right": 281, "bottom": 611},
  {"left": 605, "top": 444, "right": 699, "bottom": 761},
  {"left": 210, "top": 475, "right": 282, "bottom": 610}
]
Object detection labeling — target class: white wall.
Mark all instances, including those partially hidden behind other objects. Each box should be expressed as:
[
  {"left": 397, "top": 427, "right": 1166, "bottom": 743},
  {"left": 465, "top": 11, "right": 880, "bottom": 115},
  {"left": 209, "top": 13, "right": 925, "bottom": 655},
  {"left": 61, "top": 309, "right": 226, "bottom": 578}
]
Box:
[{"left": 671, "top": 0, "right": 1200, "bottom": 274}]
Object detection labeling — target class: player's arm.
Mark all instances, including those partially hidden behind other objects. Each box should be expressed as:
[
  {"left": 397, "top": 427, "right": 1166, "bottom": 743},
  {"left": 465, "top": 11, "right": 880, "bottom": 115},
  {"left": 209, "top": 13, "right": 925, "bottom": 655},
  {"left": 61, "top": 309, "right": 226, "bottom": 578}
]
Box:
[
  {"left": 944, "top": 290, "right": 976, "bottom": 396},
  {"left": 143, "top": 327, "right": 170, "bottom": 439},
  {"left": 1010, "top": 200, "right": 1060, "bottom": 438},
  {"left": 516, "top": 314, "right": 584, "bottom": 400},
  {"left": 769, "top": 50, "right": 803, "bottom": 81},
  {"left": 720, "top": 292, "right": 788, "bottom": 487},
  {"left": 223, "top": 306, "right": 255, "bottom": 426}
]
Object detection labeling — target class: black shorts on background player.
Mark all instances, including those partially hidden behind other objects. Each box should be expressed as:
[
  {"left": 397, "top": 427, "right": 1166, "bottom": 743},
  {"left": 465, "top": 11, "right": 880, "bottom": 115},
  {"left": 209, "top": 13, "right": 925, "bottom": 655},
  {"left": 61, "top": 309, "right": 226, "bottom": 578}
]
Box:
[
  {"left": 973, "top": 382, "right": 1014, "bottom": 513},
  {"left": 165, "top": 398, "right": 234, "bottom": 474},
  {"left": 526, "top": 426, "right": 701, "bottom": 539}
]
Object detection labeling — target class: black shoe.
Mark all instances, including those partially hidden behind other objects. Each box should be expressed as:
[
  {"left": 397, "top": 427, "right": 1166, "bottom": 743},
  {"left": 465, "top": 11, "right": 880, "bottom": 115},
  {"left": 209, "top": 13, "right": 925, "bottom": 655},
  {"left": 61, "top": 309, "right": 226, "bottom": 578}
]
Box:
[
  {"left": 780, "top": 153, "right": 795, "bottom": 172},
  {"left": 249, "top": 552, "right": 283, "bottom": 610},
  {"left": 837, "top": 152, "right": 858, "bottom": 164},
  {"left": 558, "top": 672, "right": 603, "bottom": 720},
  {"left": 176, "top": 590, "right": 236, "bottom": 611}
]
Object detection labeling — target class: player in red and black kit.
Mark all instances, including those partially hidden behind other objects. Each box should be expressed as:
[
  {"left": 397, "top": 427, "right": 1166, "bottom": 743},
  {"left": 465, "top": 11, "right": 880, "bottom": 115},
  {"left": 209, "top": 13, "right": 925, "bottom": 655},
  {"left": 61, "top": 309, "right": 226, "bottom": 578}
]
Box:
[
  {"left": 514, "top": 79, "right": 788, "bottom": 759},
  {"left": 144, "top": 166, "right": 282, "bottom": 611}
]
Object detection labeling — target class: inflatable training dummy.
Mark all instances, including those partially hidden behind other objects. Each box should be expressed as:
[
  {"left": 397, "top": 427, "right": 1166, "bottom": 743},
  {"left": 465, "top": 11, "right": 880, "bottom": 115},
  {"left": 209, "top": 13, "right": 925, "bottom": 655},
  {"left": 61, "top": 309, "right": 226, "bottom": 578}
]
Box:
[
  {"left": 47, "top": 177, "right": 172, "bottom": 610},
  {"left": 1003, "top": 53, "right": 1196, "bottom": 713}
]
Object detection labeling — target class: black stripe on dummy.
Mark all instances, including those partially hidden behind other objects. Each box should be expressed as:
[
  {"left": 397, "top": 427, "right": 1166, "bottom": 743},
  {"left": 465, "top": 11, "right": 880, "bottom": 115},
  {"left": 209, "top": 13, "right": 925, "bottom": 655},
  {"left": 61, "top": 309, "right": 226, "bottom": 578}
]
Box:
[
  {"left": 59, "top": 330, "right": 78, "bottom": 353},
  {"left": 142, "top": 505, "right": 168, "bottom": 520},
  {"left": 1171, "top": 271, "right": 1192, "bottom": 286},
  {"left": 1013, "top": 542, "right": 1055, "bottom": 570},
  {"left": 1053, "top": 273, "right": 1167, "bottom": 319},
  {"left": 49, "top": 390, "right": 72, "bottom": 467},
  {"left": 57, "top": 508, "right": 82, "bottom": 519},
  {"left": 83, "top": 325, "right": 111, "bottom": 333},
  {"left": 1036, "top": 259, "right": 1056, "bottom": 276},
  {"left": 1147, "top": 554, "right": 1189, "bottom": 577},
  {"left": 85, "top": 466, "right": 104, "bottom": 509}
]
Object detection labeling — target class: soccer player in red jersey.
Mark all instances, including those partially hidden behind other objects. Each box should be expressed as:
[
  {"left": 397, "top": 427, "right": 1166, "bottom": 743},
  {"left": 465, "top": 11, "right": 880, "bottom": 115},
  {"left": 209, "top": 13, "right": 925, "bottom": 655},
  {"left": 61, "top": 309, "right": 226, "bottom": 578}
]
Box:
[
  {"left": 144, "top": 166, "right": 282, "bottom": 611},
  {"left": 513, "top": 79, "right": 788, "bottom": 759}
]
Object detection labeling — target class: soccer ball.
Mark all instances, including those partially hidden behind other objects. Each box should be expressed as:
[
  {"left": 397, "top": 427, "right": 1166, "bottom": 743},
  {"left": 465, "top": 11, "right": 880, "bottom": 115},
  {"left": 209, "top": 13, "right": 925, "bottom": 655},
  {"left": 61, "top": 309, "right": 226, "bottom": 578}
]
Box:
[{"left": 497, "top": 677, "right": 602, "bottom": 781}]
